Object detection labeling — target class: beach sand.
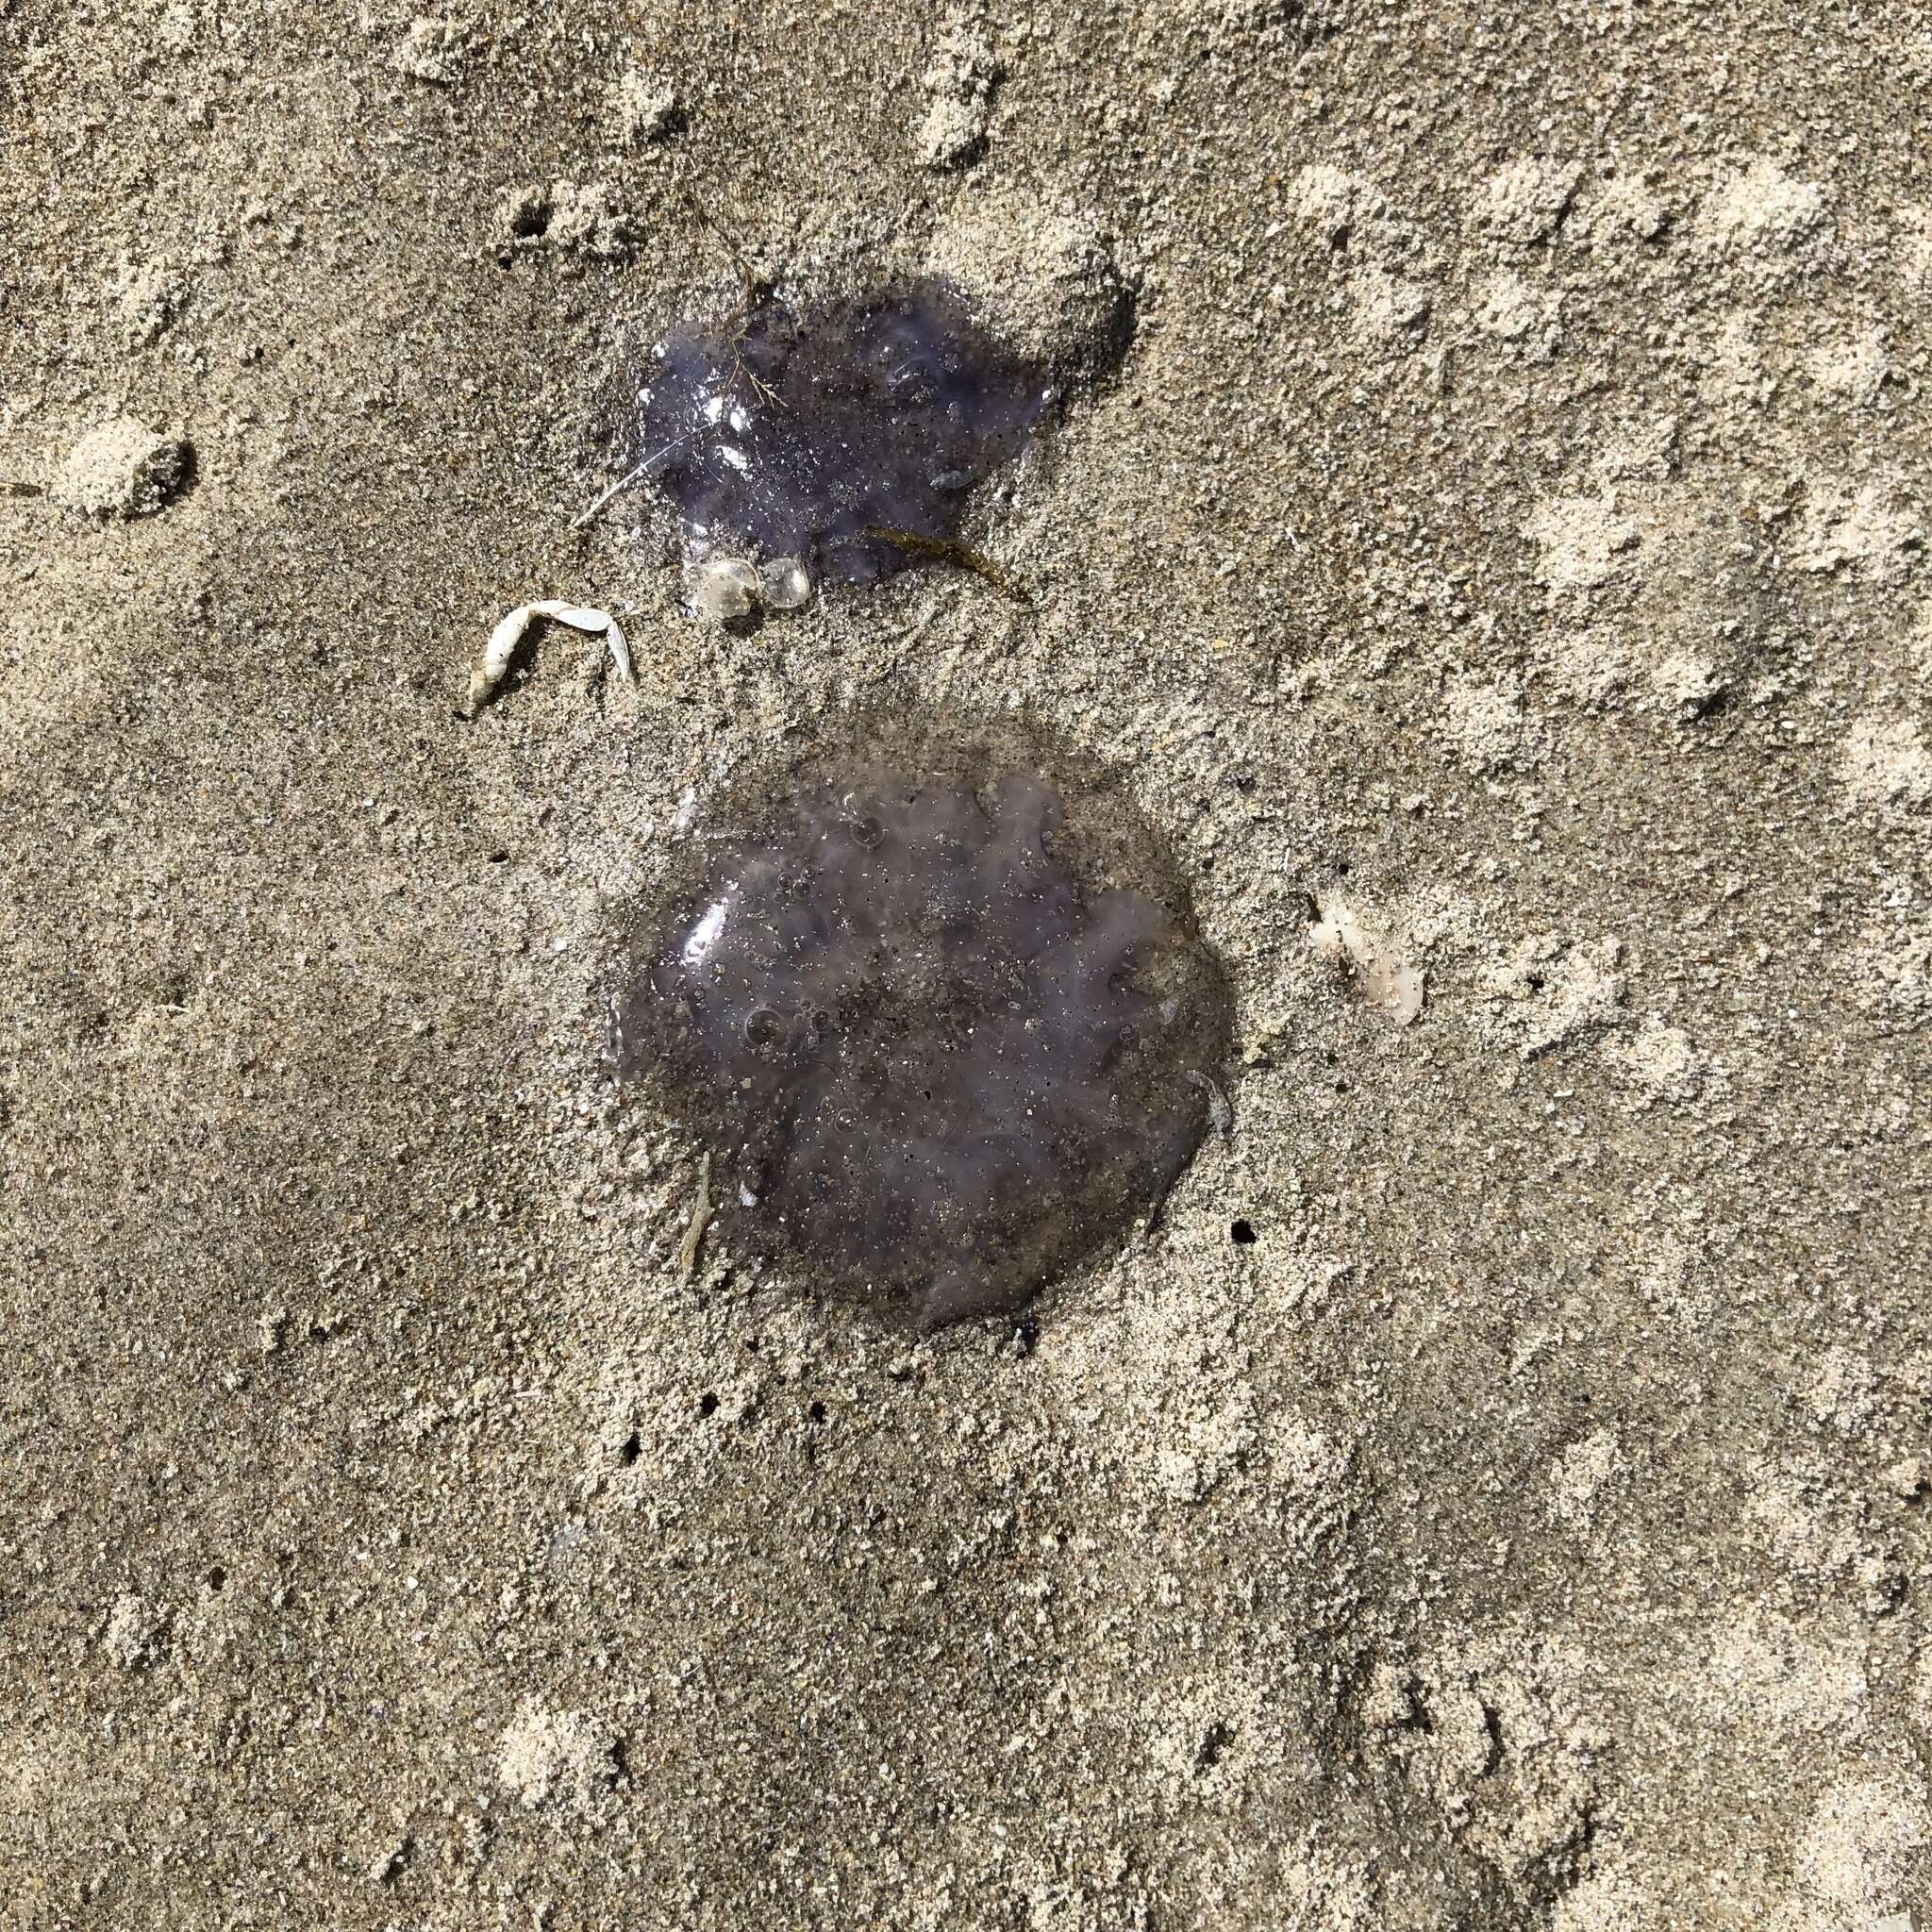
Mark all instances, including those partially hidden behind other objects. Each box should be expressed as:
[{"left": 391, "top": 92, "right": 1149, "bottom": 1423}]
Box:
[{"left": 3, "top": 3, "right": 1930, "bottom": 1925}]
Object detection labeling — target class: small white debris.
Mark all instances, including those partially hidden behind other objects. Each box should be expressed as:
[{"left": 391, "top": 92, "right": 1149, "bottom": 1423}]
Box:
[
  {"left": 1309, "top": 891, "right": 1424, "bottom": 1026},
  {"left": 1649, "top": 648, "right": 1727, "bottom": 724},
  {"left": 496, "top": 1698, "right": 620, "bottom": 1812},
  {"left": 1478, "top": 157, "right": 1581, "bottom": 245},
  {"left": 1286, "top": 163, "right": 1368, "bottom": 245},
  {"left": 570, "top": 436, "right": 689, "bottom": 530},
  {"left": 104, "top": 1592, "right": 166, "bottom": 1670},
  {"left": 1791, "top": 477, "right": 1924, "bottom": 581},
  {"left": 367, "top": 1836, "right": 410, "bottom": 1887},
  {"left": 616, "top": 65, "right": 678, "bottom": 145},
  {"left": 689, "top": 555, "right": 760, "bottom": 625},
  {"left": 1700, "top": 158, "right": 1825, "bottom": 258},
  {"left": 1602, "top": 1015, "right": 1706, "bottom": 1106},
  {"left": 760, "top": 556, "right": 812, "bottom": 610},
  {"left": 602, "top": 614, "right": 634, "bottom": 686},
  {"left": 462, "top": 600, "right": 633, "bottom": 719},
  {"left": 392, "top": 16, "right": 473, "bottom": 86},
  {"left": 1186, "top": 1069, "right": 1233, "bottom": 1137},
  {"left": 53, "top": 417, "right": 192, "bottom": 520}
]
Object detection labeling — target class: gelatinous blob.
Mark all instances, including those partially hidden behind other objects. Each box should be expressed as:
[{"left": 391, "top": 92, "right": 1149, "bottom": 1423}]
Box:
[
  {"left": 613, "top": 759, "right": 1232, "bottom": 1326},
  {"left": 623, "top": 287, "right": 1051, "bottom": 585}
]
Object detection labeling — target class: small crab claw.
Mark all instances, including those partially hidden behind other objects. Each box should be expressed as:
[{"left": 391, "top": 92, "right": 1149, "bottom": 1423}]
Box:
[
  {"left": 602, "top": 608, "right": 634, "bottom": 688},
  {"left": 461, "top": 599, "right": 635, "bottom": 719}
]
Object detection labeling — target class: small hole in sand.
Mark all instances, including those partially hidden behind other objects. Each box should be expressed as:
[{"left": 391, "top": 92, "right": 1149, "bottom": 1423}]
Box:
[
  {"left": 696, "top": 1392, "right": 719, "bottom": 1419},
  {"left": 1196, "top": 1720, "right": 1236, "bottom": 1770},
  {"left": 1230, "top": 1219, "right": 1257, "bottom": 1245}
]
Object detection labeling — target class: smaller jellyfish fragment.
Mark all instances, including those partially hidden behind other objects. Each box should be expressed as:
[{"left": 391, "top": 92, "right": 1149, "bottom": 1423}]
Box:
[
  {"left": 689, "top": 555, "right": 760, "bottom": 625},
  {"left": 622, "top": 285, "right": 1052, "bottom": 587},
  {"left": 760, "top": 556, "right": 812, "bottom": 610}
]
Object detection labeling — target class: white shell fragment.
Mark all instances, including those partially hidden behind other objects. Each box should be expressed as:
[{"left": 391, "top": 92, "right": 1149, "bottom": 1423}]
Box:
[
  {"left": 1309, "top": 890, "right": 1424, "bottom": 1027},
  {"left": 1186, "top": 1068, "right": 1234, "bottom": 1137},
  {"left": 462, "top": 599, "right": 634, "bottom": 719},
  {"left": 55, "top": 416, "right": 192, "bottom": 521},
  {"left": 760, "top": 556, "right": 812, "bottom": 610},
  {"left": 689, "top": 556, "right": 760, "bottom": 625}
]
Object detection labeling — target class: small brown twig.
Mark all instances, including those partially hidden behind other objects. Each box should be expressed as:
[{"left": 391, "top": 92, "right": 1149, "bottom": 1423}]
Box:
[
  {"left": 864, "top": 525, "right": 1031, "bottom": 603},
  {"left": 674, "top": 175, "right": 783, "bottom": 411}
]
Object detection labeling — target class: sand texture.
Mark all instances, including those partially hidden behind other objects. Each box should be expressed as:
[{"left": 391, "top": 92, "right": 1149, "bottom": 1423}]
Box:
[{"left": 3, "top": 3, "right": 1931, "bottom": 1927}]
